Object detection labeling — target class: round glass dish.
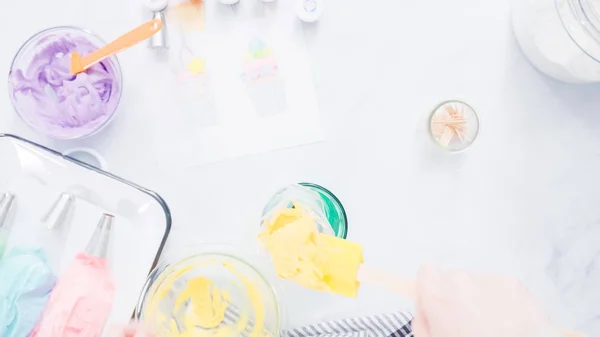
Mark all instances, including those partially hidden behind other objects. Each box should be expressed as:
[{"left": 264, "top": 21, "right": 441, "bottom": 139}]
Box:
[
  {"left": 428, "top": 100, "right": 479, "bottom": 152},
  {"left": 261, "top": 183, "right": 348, "bottom": 239},
  {"left": 8, "top": 27, "right": 123, "bottom": 140},
  {"left": 136, "top": 248, "right": 281, "bottom": 337}
]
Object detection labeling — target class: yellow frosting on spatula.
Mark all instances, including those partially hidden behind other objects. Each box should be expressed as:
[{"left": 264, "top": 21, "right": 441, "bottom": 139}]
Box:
[{"left": 259, "top": 204, "right": 364, "bottom": 298}]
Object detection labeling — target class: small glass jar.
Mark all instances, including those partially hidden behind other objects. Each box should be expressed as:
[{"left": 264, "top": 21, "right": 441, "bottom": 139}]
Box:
[
  {"left": 261, "top": 183, "right": 348, "bottom": 239},
  {"left": 512, "top": 0, "right": 600, "bottom": 83},
  {"left": 428, "top": 100, "right": 479, "bottom": 153}
]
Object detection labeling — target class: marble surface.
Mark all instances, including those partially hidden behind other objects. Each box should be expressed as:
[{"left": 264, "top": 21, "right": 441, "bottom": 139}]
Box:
[{"left": 1, "top": 0, "right": 600, "bottom": 334}]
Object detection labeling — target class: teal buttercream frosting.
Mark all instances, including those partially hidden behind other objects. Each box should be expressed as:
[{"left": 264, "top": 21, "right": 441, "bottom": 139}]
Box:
[{"left": 0, "top": 248, "right": 56, "bottom": 337}]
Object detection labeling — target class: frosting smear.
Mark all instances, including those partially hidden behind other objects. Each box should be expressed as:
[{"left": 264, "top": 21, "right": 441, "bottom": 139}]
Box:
[
  {"left": 179, "top": 277, "right": 229, "bottom": 330},
  {"left": 0, "top": 248, "right": 56, "bottom": 337},
  {"left": 30, "top": 253, "right": 116, "bottom": 337},
  {"left": 31, "top": 214, "right": 116, "bottom": 337},
  {"left": 147, "top": 260, "right": 266, "bottom": 337},
  {"left": 259, "top": 204, "right": 364, "bottom": 298}
]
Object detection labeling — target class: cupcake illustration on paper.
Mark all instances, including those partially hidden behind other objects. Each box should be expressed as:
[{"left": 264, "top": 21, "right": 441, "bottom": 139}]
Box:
[
  {"left": 171, "top": 44, "right": 216, "bottom": 127},
  {"left": 241, "top": 38, "right": 286, "bottom": 118}
]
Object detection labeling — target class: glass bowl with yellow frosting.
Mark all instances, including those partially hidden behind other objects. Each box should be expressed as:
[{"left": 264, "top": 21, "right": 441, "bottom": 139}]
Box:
[
  {"left": 262, "top": 183, "right": 348, "bottom": 239},
  {"left": 135, "top": 247, "right": 281, "bottom": 337}
]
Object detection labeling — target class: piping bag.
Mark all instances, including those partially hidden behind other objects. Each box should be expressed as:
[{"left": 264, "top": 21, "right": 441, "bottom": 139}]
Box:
[
  {"left": 32, "top": 213, "right": 116, "bottom": 337},
  {"left": 259, "top": 206, "right": 585, "bottom": 337},
  {"left": 0, "top": 192, "right": 70, "bottom": 337}
]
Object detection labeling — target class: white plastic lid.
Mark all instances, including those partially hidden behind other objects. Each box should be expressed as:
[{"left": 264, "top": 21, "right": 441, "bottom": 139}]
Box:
[
  {"left": 296, "top": 0, "right": 323, "bottom": 22},
  {"left": 144, "top": 0, "right": 168, "bottom": 12},
  {"left": 220, "top": 0, "right": 240, "bottom": 4}
]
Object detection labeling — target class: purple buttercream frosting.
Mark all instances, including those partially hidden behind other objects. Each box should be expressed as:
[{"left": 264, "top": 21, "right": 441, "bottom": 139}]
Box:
[{"left": 9, "top": 30, "right": 121, "bottom": 139}]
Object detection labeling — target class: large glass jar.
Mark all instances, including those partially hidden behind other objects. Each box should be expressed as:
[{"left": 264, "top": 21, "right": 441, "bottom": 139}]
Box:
[{"left": 512, "top": 0, "right": 600, "bottom": 83}]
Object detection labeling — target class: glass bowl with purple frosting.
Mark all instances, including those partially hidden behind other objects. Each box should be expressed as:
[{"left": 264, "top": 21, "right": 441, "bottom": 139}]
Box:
[{"left": 8, "top": 27, "right": 122, "bottom": 140}]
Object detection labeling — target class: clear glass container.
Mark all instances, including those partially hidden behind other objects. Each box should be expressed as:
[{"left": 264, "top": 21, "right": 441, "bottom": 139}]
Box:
[
  {"left": 135, "top": 245, "right": 282, "bottom": 337},
  {"left": 428, "top": 100, "right": 479, "bottom": 153},
  {"left": 8, "top": 27, "right": 123, "bottom": 139},
  {"left": 262, "top": 183, "right": 348, "bottom": 239},
  {"left": 512, "top": 0, "right": 600, "bottom": 83}
]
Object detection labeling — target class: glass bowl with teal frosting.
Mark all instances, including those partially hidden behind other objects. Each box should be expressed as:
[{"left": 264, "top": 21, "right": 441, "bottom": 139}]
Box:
[{"left": 261, "top": 183, "right": 348, "bottom": 239}]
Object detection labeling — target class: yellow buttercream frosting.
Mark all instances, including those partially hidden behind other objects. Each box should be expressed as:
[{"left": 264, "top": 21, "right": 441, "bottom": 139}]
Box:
[
  {"left": 259, "top": 204, "right": 364, "bottom": 298},
  {"left": 178, "top": 277, "right": 229, "bottom": 329},
  {"left": 145, "top": 259, "right": 267, "bottom": 337}
]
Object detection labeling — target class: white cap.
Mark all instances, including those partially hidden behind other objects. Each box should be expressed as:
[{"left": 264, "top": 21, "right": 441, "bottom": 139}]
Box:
[
  {"left": 220, "top": 0, "right": 240, "bottom": 4},
  {"left": 144, "top": 0, "right": 168, "bottom": 12},
  {"left": 296, "top": 0, "right": 323, "bottom": 22}
]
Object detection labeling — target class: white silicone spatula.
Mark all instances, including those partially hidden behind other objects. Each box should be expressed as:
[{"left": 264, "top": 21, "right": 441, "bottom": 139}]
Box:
[{"left": 355, "top": 264, "right": 584, "bottom": 337}]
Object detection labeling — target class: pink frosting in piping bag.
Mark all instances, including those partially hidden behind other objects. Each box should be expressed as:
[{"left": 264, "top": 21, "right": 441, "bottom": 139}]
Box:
[{"left": 31, "top": 214, "right": 116, "bottom": 337}]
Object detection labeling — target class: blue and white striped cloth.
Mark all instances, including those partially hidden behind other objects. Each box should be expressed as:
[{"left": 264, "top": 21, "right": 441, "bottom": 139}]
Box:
[
  {"left": 184, "top": 301, "right": 413, "bottom": 337},
  {"left": 283, "top": 312, "right": 413, "bottom": 337}
]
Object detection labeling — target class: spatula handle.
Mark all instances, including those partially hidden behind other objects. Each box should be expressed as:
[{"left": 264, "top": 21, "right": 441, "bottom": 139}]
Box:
[
  {"left": 357, "top": 264, "right": 585, "bottom": 337},
  {"left": 357, "top": 264, "right": 417, "bottom": 300},
  {"left": 80, "top": 19, "right": 163, "bottom": 71}
]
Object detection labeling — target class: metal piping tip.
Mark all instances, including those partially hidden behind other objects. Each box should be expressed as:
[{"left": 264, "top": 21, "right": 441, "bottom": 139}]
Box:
[
  {"left": 0, "top": 193, "right": 16, "bottom": 260},
  {"left": 0, "top": 193, "right": 16, "bottom": 231},
  {"left": 148, "top": 11, "right": 168, "bottom": 49},
  {"left": 0, "top": 192, "right": 16, "bottom": 232},
  {"left": 85, "top": 214, "right": 114, "bottom": 258},
  {"left": 41, "top": 193, "right": 74, "bottom": 230}
]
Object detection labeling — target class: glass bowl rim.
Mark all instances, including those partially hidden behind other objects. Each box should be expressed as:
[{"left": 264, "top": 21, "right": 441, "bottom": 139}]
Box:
[
  {"left": 262, "top": 183, "right": 349, "bottom": 239},
  {"left": 427, "top": 99, "right": 480, "bottom": 153},
  {"left": 134, "top": 246, "right": 282, "bottom": 336},
  {"left": 298, "top": 182, "right": 348, "bottom": 239},
  {"left": 8, "top": 26, "right": 124, "bottom": 140}
]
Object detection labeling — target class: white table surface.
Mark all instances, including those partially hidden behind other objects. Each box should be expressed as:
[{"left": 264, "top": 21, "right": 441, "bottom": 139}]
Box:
[{"left": 2, "top": 0, "right": 600, "bottom": 335}]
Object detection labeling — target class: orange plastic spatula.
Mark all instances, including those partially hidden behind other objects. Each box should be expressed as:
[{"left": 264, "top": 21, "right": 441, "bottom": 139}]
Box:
[{"left": 70, "top": 19, "right": 163, "bottom": 75}]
